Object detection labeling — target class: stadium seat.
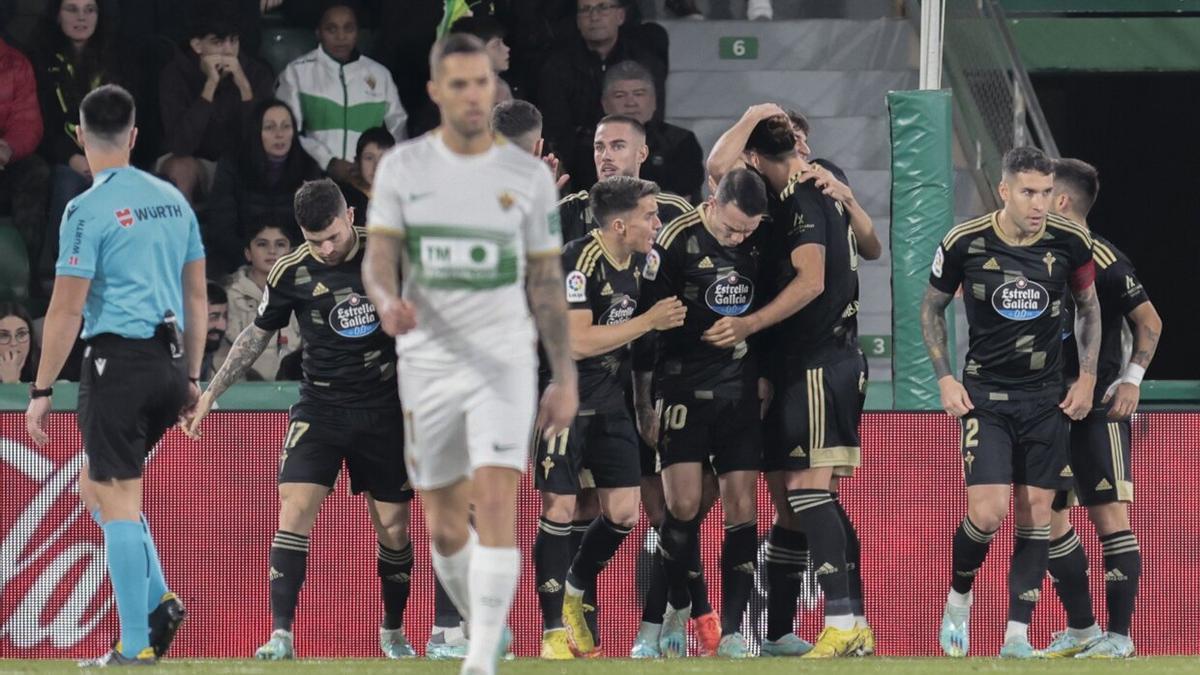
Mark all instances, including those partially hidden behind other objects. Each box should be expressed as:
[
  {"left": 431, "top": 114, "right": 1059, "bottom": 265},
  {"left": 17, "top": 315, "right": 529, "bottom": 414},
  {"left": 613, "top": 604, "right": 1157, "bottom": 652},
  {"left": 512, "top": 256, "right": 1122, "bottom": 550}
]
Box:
[
  {"left": 0, "top": 221, "right": 31, "bottom": 302},
  {"left": 259, "top": 29, "right": 377, "bottom": 79}
]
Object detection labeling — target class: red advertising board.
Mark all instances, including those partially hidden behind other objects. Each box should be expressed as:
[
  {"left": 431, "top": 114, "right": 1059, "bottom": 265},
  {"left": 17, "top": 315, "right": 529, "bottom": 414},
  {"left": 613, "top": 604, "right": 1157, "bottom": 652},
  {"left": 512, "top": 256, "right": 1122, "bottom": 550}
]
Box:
[{"left": 2, "top": 412, "right": 1197, "bottom": 658}]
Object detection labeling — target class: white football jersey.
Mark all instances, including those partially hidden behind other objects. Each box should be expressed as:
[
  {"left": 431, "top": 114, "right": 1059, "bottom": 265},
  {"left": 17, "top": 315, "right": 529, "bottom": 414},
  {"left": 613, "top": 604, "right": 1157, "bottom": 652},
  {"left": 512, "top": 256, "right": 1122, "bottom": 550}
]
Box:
[{"left": 368, "top": 132, "right": 562, "bottom": 367}]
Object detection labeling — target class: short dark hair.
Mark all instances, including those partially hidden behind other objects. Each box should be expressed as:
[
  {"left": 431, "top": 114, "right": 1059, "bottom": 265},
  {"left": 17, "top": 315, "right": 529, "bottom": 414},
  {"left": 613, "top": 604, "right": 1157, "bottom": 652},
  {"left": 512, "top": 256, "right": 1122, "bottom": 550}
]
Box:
[
  {"left": 1002, "top": 146, "right": 1055, "bottom": 178},
  {"left": 745, "top": 116, "right": 796, "bottom": 160},
  {"left": 449, "top": 14, "right": 505, "bottom": 42},
  {"left": 429, "top": 33, "right": 488, "bottom": 77},
  {"left": 590, "top": 176, "right": 658, "bottom": 230},
  {"left": 715, "top": 169, "right": 768, "bottom": 217},
  {"left": 492, "top": 100, "right": 542, "bottom": 139},
  {"left": 1053, "top": 157, "right": 1100, "bottom": 215},
  {"left": 355, "top": 126, "right": 395, "bottom": 159},
  {"left": 294, "top": 179, "right": 347, "bottom": 232},
  {"left": 603, "top": 61, "right": 655, "bottom": 97},
  {"left": 245, "top": 222, "right": 294, "bottom": 247},
  {"left": 80, "top": 84, "right": 136, "bottom": 141},
  {"left": 596, "top": 114, "right": 646, "bottom": 139},
  {"left": 785, "top": 108, "right": 810, "bottom": 135},
  {"left": 190, "top": 0, "right": 240, "bottom": 39},
  {"left": 206, "top": 281, "right": 227, "bottom": 306},
  {"left": 317, "top": 0, "right": 361, "bottom": 26}
]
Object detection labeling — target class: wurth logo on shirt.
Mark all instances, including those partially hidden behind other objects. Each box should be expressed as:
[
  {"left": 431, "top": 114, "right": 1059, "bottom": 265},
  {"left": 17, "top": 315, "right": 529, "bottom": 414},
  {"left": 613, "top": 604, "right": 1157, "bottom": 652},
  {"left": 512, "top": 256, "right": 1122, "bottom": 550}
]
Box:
[{"left": 114, "top": 208, "right": 135, "bottom": 228}]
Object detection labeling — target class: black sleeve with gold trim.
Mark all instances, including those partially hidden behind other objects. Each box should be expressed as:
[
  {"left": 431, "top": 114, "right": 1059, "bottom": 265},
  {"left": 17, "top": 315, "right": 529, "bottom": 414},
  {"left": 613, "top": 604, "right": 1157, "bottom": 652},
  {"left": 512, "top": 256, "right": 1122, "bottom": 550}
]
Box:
[
  {"left": 256, "top": 228, "right": 397, "bottom": 407},
  {"left": 563, "top": 233, "right": 641, "bottom": 413}
]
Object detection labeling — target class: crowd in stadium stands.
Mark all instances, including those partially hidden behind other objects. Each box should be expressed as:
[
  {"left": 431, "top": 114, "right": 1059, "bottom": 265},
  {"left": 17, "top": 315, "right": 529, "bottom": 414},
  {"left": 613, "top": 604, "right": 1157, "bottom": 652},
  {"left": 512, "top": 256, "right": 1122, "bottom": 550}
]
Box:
[{"left": 0, "top": 0, "right": 782, "bottom": 384}]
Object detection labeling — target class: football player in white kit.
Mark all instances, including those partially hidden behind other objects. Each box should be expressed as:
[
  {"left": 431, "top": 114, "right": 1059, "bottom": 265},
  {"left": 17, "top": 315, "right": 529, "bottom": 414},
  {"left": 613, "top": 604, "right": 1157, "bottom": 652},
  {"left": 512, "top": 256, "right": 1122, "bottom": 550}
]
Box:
[{"left": 363, "top": 34, "right": 578, "bottom": 675}]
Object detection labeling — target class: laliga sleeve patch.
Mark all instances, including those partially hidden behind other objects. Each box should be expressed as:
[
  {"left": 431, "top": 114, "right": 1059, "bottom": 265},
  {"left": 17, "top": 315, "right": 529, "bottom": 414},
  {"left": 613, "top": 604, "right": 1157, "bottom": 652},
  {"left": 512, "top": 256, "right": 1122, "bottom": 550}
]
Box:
[
  {"left": 643, "top": 249, "right": 661, "bottom": 280},
  {"left": 565, "top": 270, "right": 588, "bottom": 303},
  {"left": 931, "top": 245, "right": 945, "bottom": 278},
  {"left": 258, "top": 286, "right": 270, "bottom": 316}
]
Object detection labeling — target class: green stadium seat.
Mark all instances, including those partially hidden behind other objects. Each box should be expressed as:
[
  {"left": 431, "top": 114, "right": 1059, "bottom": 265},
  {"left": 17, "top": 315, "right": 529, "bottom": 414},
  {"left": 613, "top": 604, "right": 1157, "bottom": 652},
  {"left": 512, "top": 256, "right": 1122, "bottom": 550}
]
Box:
[
  {"left": 0, "top": 222, "right": 31, "bottom": 303},
  {"left": 259, "top": 28, "right": 379, "bottom": 81}
]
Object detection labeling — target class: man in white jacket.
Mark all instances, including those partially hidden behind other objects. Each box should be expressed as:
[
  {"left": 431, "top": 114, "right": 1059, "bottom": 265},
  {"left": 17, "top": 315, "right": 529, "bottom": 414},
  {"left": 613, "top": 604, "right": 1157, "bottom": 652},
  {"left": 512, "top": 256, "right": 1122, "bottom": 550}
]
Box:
[{"left": 276, "top": 3, "right": 407, "bottom": 183}]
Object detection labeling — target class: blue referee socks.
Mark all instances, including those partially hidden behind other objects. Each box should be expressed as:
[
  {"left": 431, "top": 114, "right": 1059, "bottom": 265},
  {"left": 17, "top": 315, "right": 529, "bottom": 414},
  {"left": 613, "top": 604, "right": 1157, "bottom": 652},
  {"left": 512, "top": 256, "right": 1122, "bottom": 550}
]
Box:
[
  {"left": 102, "top": 519, "right": 151, "bottom": 657},
  {"left": 94, "top": 510, "right": 171, "bottom": 613}
]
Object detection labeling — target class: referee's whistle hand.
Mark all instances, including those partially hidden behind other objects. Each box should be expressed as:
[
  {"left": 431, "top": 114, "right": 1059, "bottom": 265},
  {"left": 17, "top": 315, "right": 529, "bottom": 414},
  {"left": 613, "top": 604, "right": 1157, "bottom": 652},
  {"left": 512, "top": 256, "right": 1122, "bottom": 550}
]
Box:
[
  {"left": 25, "top": 396, "right": 50, "bottom": 447},
  {"left": 379, "top": 297, "right": 417, "bottom": 337}
]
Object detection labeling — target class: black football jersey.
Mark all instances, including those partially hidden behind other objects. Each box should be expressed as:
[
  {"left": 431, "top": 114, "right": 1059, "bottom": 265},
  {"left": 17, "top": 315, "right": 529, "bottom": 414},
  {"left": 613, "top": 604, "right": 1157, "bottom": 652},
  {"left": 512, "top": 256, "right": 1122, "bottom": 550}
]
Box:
[
  {"left": 930, "top": 212, "right": 1094, "bottom": 393},
  {"left": 766, "top": 172, "right": 862, "bottom": 363},
  {"left": 557, "top": 189, "right": 692, "bottom": 244},
  {"left": 1061, "top": 234, "right": 1150, "bottom": 402},
  {"left": 256, "top": 226, "right": 397, "bottom": 407},
  {"left": 641, "top": 205, "right": 764, "bottom": 399},
  {"left": 560, "top": 230, "right": 643, "bottom": 413}
]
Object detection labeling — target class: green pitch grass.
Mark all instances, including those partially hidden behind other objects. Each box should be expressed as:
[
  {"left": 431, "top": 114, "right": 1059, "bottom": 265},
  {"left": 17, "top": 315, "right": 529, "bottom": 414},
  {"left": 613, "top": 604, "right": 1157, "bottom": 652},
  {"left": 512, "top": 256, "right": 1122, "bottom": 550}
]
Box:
[{"left": 3, "top": 658, "right": 1200, "bottom": 674}]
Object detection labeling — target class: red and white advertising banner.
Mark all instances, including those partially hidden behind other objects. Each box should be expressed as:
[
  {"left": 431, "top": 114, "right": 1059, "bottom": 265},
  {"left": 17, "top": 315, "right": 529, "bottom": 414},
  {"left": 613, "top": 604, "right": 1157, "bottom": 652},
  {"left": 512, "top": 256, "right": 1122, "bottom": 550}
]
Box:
[{"left": 3, "top": 412, "right": 1198, "bottom": 658}]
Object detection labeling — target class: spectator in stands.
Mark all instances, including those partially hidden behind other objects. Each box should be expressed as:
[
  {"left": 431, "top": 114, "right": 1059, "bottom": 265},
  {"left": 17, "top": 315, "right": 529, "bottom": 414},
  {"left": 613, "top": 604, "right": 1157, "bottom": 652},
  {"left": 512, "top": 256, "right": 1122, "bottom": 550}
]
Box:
[
  {"left": 600, "top": 60, "right": 703, "bottom": 202},
  {"left": 0, "top": 301, "right": 37, "bottom": 384},
  {"left": 450, "top": 15, "right": 514, "bottom": 102},
  {"left": 337, "top": 125, "right": 393, "bottom": 225},
  {"left": 275, "top": 1, "right": 405, "bottom": 184},
  {"left": 201, "top": 282, "right": 229, "bottom": 381},
  {"left": 220, "top": 223, "right": 301, "bottom": 381},
  {"left": 158, "top": 1, "right": 274, "bottom": 204},
  {"left": 34, "top": 0, "right": 141, "bottom": 283},
  {"left": 204, "top": 99, "right": 321, "bottom": 275},
  {"left": 537, "top": 0, "right": 666, "bottom": 190},
  {"left": 0, "top": 33, "right": 48, "bottom": 277}
]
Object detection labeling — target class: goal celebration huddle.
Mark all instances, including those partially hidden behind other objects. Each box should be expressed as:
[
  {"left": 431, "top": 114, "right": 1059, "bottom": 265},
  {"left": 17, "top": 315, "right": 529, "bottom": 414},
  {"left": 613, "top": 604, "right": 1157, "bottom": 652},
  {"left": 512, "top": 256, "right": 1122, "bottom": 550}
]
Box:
[{"left": 23, "top": 31, "right": 1160, "bottom": 672}]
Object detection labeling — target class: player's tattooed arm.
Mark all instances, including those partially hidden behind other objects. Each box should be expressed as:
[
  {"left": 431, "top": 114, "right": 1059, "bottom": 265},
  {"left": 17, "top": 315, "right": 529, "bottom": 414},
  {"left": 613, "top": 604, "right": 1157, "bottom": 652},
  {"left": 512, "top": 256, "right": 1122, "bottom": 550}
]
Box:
[
  {"left": 1072, "top": 284, "right": 1101, "bottom": 377},
  {"left": 1128, "top": 301, "right": 1163, "bottom": 369},
  {"left": 526, "top": 256, "right": 576, "bottom": 383},
  {"left": 205, "top": 324, "right": 273, "bottom": 400},
  {"left": 920, "top": 285, "right": 955, "bottom": 380}
]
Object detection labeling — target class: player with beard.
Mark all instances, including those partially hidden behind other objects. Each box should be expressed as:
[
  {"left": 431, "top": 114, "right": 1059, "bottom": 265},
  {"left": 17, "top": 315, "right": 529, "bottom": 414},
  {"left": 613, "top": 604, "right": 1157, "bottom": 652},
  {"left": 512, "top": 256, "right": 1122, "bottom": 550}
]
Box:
[
  {"left": 702, "top": 116, "right": 879, "bottom": 657},
  {"left": 645, "top": 169, "right": 770, "bottom": 658},
  {"left": 706, "top": 107, "right": 882, "bottom": 656},
  {"left": 1040, "top": 158, "right": 1161, "bottom": 659},
  {"left": 184, "top": 180, "right": 419, "bottom": 660}
]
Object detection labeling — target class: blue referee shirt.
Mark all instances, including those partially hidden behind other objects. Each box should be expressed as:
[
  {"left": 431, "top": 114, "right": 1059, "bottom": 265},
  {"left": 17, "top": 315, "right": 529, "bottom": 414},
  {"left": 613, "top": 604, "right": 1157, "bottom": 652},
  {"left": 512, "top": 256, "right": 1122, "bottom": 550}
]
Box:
[{"left": 55, "top": 167, "right": 205, "bottom": 340}]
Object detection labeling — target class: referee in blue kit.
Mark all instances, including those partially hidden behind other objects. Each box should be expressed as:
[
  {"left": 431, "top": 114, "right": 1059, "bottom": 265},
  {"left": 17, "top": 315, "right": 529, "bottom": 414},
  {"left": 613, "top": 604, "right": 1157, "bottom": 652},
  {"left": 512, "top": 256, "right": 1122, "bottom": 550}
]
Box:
[{"left": 25, "top": 84, "right": 207, "bottom": 667}]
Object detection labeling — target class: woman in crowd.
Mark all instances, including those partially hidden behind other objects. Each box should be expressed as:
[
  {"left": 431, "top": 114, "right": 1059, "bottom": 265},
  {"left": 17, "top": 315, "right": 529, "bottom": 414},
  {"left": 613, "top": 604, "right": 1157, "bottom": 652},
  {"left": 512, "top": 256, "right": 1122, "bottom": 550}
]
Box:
[
  {"left": 33, "top": 0, "right": 138, "bottom": 282},
  {"left": 219, "top": 223, "right": 302, "bottom": 381},
  {"left": 338, "top": 126, "right": 394, "bottom": 225},
  {"left": 0, "top": 302, "right": 39, "bottom": 384},
  {"left": 204, "top": 99, "right": 321, "bottom": 276}
]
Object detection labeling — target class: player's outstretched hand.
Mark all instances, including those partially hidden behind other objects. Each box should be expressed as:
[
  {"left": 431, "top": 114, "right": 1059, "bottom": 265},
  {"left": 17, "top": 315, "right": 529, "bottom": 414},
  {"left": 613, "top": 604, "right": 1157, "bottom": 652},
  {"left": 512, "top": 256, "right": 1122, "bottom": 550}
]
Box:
[
  {"left": 1103, "top": 381, "right": 1139, "bottom": 420},
  {"left": 645, "top": 297, "right": 687, "bottom": 331},
  {"left": 180, "top": 390, "right": 214, "bottom": 439},
  {"left": 937, "top": 376, "right": 974, "bottom": 417},
  {"left": 378, "top": 297, "right": 417, "bottom": 336},
  {"left": 25, "top": 395, "right": 50, "bottom": 447},
  {"left": 702, "top": 316, "right": 752, "bottom": 348},
  {"left": 542, "top": 153, "right": 571, "bottom": 191},
  {"left": 1059, "top": 377, "right": 1094, "bottom": 421},
  {"left": 537, "top": 379, "right": 579, "bottom": 440}
]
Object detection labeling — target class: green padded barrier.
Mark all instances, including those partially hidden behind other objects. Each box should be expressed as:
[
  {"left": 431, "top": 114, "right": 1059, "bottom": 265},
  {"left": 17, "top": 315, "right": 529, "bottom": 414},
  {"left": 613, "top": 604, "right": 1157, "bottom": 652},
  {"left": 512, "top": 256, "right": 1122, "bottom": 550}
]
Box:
[
  {"left": 887, "top": 89, "right": 955, "bottom": 410},
  {"left": 0, "top": 224, "right": 31, "bottom": 302}
]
